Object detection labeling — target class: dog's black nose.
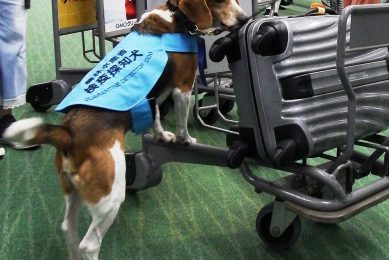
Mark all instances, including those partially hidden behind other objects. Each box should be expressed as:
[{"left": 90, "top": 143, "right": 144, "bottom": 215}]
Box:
[
  {"left": 229, "top": 15, "right": 249, "bottom": 32},
  {"left": 222, "top": 13, "right": 250, "bottom": 32}
]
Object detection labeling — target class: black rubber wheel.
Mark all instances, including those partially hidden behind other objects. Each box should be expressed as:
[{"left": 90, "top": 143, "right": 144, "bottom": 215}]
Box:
[
  {"left": 219, "top": 99, "right": 235, "bottom": 115},
  {"left": 193, "top": 98, "right": 218, "bottom": 125},
  {"left": 256, "top": 202, "right": 301, "bottom": 251},
  {"left": 31, "top": 103, "right": 51, "bottom": 112}
]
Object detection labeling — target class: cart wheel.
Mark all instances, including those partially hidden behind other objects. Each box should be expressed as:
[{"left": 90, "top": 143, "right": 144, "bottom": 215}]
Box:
[
  {"left": 31, "top": 103, "right": 52, "bottom": 113},
  {"left": 256, "top": 202, "right": 301, "bottom": 251},
  {"left": 125, "top": 153, "right": 138, "bottom": 195},
  {"left": 220, "top": 99, "right": 235, "bottom": 115},
  {"left": 193, "top": 98, "right": 218, "bottom": 125}
]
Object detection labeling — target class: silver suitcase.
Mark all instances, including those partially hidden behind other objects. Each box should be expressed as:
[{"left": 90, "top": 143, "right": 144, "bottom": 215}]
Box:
[{"left": 219, "top": 15, "right": 389, "bottom": 166}]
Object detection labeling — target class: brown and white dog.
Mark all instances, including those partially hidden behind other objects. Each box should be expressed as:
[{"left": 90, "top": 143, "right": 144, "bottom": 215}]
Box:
[{"left": 4, "top": 0, "right": 247, "bottom": 259}]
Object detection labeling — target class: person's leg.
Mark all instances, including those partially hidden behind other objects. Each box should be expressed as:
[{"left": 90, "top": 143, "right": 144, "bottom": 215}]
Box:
[
  {"left": 0, "top": 0, "right": 27, "bottom": 110},
  {"left": 0, "top": 0, "right": 35, "bottom": 150}
]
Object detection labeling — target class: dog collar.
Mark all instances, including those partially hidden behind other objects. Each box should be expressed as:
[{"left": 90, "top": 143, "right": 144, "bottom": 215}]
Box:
[{"left": 166, "top": 1, "right": 199, "bottom": 35}]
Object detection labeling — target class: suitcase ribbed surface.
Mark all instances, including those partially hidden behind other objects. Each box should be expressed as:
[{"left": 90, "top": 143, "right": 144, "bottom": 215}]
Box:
[{"left": 242, "top": 16, "right": 389, "bottom": 159}]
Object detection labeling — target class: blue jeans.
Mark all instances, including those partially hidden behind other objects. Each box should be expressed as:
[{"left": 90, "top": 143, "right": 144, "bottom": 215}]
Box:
[{"left": 0, "top": 0, "right": 27, "bottom": 109}]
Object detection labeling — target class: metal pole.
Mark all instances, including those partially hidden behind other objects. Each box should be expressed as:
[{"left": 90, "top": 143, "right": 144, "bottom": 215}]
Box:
[
  {"left": 252, "top": 0, "right": 258, "bottom": 15},
  {"left": 136, "top": 0, "right": 147, "bottom": 15},
  {"left": 96, "top": 0, "right": 106, "bottom": 58},
  {"left": 52, "top": 0, "right": 62, "bottom": 79}
]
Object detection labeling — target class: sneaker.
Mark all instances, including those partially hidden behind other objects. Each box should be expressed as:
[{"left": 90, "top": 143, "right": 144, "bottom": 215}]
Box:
[
  {"left": 0, "top": 114, "right": 40, "bottom": 150},
  {"left": 0, "top": 147, "right": 4, "bottom": 157}
]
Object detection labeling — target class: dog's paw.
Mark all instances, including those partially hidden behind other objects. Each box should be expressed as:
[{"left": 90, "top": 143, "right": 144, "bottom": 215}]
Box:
[
  {"left": 79, "top": 242, "right": 99, "bottom": 260},
  {"left": 154, "top": 131, "right": 176, "bottom": 143},
  {"left": 174, "top": 135, "right": 197, "bottom": 145}
]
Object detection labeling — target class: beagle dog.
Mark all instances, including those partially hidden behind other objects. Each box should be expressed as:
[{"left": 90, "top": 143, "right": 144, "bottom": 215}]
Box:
[{"left": 4, "top": 0, "right": 247, "bottom": 259}]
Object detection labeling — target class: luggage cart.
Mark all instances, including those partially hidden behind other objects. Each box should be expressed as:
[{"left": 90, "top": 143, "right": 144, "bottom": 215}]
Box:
[
  {"left": 52, "top": 0, "right": 149, "bottom": 85},
  {"left": 125, "top": 4, "right": 389, "bottom": 250},
  {"left": 193, "top": 72, "right": 237, "bottom": 133}
]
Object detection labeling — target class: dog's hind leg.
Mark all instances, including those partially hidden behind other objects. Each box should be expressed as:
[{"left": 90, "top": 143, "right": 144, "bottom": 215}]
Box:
[
  {"left": 172, "top": 88, "right": 197, "bottom": 144},
  {"left": 78, "top": 141, "right": 126, "bottom": 260},
  {"left": 62, "top": 190, "right": 82, "bottom": 260},
  {"left": 57, "top": 151, "right": 83, "bottom": 260},
  {"left": 79, "top": 203, "right": 122, "bottom": 260}
]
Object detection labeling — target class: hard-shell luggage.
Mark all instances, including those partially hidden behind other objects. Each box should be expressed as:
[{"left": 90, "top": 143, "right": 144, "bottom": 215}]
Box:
[{"left": 227, "top": 14, "right": 389, "bottom": 165}]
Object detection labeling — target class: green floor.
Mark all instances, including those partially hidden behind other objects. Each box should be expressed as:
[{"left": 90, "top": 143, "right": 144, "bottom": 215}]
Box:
[{"left": 2, "top": 0, "right": 389, "bottom": 259}]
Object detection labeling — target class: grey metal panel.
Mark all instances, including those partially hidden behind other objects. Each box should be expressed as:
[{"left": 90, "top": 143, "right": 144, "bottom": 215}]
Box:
[
  {"left": 349, "top": 7, "right": 389, "bottom": 50},
  {"left": 240, "top": 0, "right": 254, "bottom": 16},
  {"left": 145, "top": 0, "right": 165, "bottom": 11}
]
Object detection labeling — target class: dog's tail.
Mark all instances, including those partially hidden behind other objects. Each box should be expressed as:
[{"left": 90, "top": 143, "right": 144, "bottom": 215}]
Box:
[{"left": 3, "top": 118, "right": 73, "bottom": 151}]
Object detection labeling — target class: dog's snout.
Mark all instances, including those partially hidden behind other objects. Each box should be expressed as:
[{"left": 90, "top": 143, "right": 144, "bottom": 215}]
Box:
[
  {"left": 226, "top": 14, "right": 249, "bottom": 31},
  {"left": 229, "top": 3, "right": 249, "bottom": 30}
]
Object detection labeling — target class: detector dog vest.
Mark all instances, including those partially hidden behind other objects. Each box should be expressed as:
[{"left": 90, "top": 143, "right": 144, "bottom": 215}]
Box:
[{"left": 55, "top": 31, "right": 198, "bottom": 133}]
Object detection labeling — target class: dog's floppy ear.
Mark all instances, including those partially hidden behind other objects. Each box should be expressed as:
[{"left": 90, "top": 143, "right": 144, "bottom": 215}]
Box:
[{"left": 178, "top": 0, "right": 213, "bottom": 30}]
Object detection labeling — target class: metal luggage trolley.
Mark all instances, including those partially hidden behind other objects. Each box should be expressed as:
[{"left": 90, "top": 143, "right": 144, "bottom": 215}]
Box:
[
  {"left": 51, "top": 0, "right": 153, "bottom": 85},
  {"left": 126, "top": 4, "right": 389, "bottom": 250},
  {"left": 193, "top": 71, "right": 237, "bottom": 134}
]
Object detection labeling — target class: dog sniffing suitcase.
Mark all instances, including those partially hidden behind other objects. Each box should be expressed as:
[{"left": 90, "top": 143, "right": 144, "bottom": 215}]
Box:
[{"left": 222, "top": 15, "right": 389, "bottom": 166}]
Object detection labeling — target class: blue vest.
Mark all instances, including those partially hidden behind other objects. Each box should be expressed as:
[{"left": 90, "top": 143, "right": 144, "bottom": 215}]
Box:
[{"left": 55, "top": 31, "right": 198, "bottom": 134}]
